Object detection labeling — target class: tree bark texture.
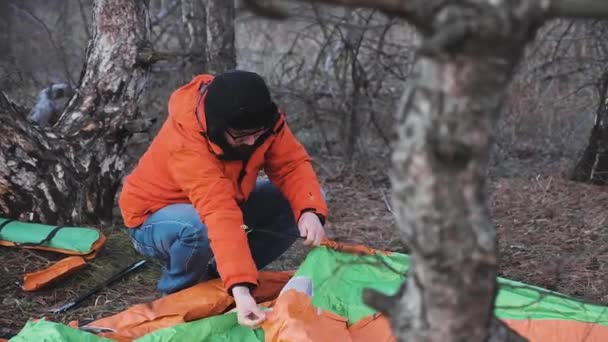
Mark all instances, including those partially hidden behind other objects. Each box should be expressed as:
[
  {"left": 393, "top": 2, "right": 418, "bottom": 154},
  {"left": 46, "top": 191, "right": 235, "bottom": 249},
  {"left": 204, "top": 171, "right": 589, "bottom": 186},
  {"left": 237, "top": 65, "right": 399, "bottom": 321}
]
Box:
[
  {"left": 384, "top": 55, "right": 524, "bottom": 341},
  {"left": 204, "top": 0, "right": 236, "bottom": 74},
  {"left": 178, "top": 0, "right": 236, "bottom": 77},
  {"left": 572, "top": 71, "right": 608, "bottom": 184},
  {"left": 0, "top": 0, "right": 151, "bottom": 225}
]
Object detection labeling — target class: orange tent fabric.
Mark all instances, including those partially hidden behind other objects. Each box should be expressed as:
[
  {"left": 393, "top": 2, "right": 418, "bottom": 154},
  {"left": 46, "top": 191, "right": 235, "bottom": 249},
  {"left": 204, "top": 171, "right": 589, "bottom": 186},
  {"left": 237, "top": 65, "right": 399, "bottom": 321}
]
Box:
[
  {"left": 505, "top": 319, "right": 608, "bottom": 342},
  {"left": 22, "top": 256, "right": 87, "bottom": 292},
  {"left": 321, "top": 239, "right": 385, "bottom": 255},
  {"left": 262, "top": 289, "right": 397, "bottom": 342},
  {"left": 348, "top": 313, "right": 395, "bottom": 342},
  {"left": 262, "top": 289, "right": 352, "bottom": 341},
  {"left": 68, "top": 240, "right": 387, "bottom": 341},
  {"left": 78, "top": 271, "right": 293, "bottom": 341}
]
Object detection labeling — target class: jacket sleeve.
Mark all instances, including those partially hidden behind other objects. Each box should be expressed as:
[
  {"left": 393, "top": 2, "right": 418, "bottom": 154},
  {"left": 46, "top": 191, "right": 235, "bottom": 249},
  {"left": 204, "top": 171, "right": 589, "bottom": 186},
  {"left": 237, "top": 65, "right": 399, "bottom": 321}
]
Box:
[
  {"left": 264, "top": 120, "right": 328, "bottom": 224},
  {"left": 167, "top": 127, "right": 258, "bottom": 293}
]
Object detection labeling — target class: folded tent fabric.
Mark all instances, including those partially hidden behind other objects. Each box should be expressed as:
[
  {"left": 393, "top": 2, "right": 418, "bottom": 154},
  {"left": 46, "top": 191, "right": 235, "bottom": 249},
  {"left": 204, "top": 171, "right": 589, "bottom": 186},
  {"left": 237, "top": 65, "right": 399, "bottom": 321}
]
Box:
[
  {"left": 9, "top": 241, "right": 608, "bottom": 342},
  {"left": 22, "top": 256, "right": 87, "bottom": 292}
]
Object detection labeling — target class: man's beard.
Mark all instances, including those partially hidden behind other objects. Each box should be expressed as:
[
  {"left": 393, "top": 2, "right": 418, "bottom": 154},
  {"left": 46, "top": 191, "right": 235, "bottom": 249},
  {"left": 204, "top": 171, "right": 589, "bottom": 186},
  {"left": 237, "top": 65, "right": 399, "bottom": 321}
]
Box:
[{"left": 233, "top": 144, "right": 257, "bottom": 159}]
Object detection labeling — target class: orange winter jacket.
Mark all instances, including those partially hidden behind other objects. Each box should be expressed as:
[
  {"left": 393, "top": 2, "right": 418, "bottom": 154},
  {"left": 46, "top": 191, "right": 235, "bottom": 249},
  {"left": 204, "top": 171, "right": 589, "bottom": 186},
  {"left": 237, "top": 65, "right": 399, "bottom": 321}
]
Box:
[{"left": 118, "top": 74, "right": 328, "bottom": 293}]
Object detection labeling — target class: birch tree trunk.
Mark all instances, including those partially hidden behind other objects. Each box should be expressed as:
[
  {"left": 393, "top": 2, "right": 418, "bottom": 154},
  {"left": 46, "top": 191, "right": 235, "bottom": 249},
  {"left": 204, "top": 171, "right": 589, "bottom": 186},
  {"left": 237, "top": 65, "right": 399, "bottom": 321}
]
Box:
[
  {"left": 181, "top": 0, "right": 235, "bottom": 75},
  {"left": 0, "top": 0, "right": 151, "bottom": 225},
  {"left": 205, "top": 0, "right": 236, "bottom": 74},
  {"left": 572, "top": 70, "right": 608, "bottom": 184},
  {"left": 181, "top": 0, "right": 207, "bottom": 75}
]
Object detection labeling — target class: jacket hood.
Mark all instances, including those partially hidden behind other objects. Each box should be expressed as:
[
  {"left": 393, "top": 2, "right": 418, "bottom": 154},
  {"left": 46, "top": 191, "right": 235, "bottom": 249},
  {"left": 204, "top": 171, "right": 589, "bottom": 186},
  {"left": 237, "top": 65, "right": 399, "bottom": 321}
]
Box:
[{"left": 168, "top": 75, "right": 214, "bottom": 132}]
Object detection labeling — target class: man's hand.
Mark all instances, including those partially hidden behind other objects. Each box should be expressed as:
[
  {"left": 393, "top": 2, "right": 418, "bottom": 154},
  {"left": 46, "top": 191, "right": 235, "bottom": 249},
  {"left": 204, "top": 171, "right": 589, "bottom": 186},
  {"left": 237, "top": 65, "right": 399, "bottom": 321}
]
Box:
[
  {"left": 232, "top": 286, "right": 266, "bottom": 328},
  {"left": 298, "top": 212, "right": 325, "bottom": 246}
]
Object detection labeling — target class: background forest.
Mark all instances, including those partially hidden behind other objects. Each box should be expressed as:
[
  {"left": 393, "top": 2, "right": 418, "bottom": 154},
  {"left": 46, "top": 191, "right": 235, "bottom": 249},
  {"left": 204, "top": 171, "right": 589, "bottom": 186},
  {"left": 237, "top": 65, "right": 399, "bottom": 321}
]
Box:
[{"left": 1, "top": 0, "right": 607, "bottom": 340}]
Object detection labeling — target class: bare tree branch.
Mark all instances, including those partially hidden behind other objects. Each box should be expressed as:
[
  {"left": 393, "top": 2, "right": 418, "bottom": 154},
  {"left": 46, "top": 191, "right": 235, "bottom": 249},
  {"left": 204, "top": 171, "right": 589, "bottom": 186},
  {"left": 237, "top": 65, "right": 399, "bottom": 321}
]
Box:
[
  {"left": 293, "top": 0, "right": 411, "bottom": 17},
  {"left": 286, "top": 0, "right": 608, "bottom": 22},
  {"left": 548, "top": 0, "right": 608, "bottom": 18},
  {"left": 241, "top": 0, "right": 289, "bottom": 20}
]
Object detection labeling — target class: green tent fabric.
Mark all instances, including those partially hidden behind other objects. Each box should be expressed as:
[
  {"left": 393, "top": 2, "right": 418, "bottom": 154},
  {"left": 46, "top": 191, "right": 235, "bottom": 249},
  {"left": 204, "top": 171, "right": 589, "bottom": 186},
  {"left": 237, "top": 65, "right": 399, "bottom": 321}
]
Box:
[
  {"left": 9, "top": 320, "right": 113, "bottom": 342},
  {"left": 297, "top": 248, "right": 608, "bottom": 325},
  {"left": 7, "top": 314, "right": 263, "bottom": 342},
  {"left": 0, "top": 217, "right": 102, "bottom": 254},
  {"left": 495, "top": 277, "right": 608, "bottom": 324},
  {"left": 293, "top": 248, "right": 408, "bottom": 324},
  {"left": 9, "top": 247, "right": 608, "bottom": 341},
  {"left": 136, "top": 313, "right": 264, "bottom": 342}
]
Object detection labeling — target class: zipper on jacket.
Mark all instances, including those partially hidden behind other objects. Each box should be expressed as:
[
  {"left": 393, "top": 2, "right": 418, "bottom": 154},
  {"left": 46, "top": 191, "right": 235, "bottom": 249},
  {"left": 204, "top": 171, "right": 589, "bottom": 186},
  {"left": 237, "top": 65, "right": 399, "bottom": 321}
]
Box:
[{"left": 236, "top": 157, "right": 250, "bottom": 202}]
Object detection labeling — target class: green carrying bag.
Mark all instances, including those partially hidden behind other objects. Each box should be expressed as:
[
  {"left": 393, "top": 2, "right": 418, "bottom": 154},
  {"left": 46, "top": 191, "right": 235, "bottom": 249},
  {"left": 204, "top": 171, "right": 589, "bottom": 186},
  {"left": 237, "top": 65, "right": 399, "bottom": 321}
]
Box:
[{"left": 0, "top": 217, "right": 106, "bottom": 259}]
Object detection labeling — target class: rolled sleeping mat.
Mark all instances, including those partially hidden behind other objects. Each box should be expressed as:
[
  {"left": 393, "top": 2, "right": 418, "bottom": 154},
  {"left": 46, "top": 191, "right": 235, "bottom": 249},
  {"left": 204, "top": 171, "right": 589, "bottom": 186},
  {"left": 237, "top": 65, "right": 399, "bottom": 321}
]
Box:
[{"left": 0, "top": 217, "right": 106, "bottom": 260}]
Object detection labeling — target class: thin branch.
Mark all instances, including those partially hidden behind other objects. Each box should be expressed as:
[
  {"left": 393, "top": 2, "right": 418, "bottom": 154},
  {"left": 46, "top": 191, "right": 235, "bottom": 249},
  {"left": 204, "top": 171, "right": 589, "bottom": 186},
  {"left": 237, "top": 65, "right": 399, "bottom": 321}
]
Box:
[
  {"left": 297, "top": 0, "right": 608, "bottom": 19},
  {"left": 241, "top": 0, "right": 289, "bottom": 20},
  {"left": 295, "top": 0, "right": 410, "bottom": 17},
  {"left": 548, "top": 0, "right": 608, "bottom": 19},
  {"left": 291, "top": 0, "right": 608, "bottom": 24},
  {"left": 382, "top": 191, "right": 394, "bottom": 215}
]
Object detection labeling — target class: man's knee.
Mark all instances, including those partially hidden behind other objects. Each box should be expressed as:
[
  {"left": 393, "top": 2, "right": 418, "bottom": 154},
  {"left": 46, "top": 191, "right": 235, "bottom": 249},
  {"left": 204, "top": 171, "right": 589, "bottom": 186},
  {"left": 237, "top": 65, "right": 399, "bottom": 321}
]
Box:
[{"left": 178, "top": 222, "right": 209, "bottom": 248}]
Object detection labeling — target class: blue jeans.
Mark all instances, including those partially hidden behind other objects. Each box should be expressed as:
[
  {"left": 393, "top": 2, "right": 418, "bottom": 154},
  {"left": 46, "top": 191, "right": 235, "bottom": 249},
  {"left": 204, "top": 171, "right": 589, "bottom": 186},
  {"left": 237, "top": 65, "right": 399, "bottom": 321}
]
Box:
[{"left": 126, "top": 180, "right": 300, "bottom": 294}]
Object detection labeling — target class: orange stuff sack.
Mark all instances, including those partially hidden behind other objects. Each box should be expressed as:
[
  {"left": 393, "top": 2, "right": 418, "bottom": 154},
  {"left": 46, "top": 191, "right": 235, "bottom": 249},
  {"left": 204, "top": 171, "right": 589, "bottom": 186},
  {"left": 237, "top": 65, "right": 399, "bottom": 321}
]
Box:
[
  {"left": 22, "top": 256, "right": 87, "bottom": 292},
  {"left": 321, "top": 239, "right": 388, "bottom": 256}
]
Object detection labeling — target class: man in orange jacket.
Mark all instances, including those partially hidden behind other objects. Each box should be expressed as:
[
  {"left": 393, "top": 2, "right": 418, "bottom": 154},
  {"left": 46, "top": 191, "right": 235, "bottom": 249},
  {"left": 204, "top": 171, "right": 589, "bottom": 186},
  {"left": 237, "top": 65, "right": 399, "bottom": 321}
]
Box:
[{"left": 118, "top": 70, "right": 328, "bottom": 328}]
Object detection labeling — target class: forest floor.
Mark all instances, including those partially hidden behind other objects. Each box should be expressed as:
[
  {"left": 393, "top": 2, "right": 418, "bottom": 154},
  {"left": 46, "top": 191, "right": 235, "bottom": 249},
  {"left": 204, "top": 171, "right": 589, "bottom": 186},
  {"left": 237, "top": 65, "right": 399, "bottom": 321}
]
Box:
[{"left": 1, "top": 156, "right": 607, "bottom": 337}]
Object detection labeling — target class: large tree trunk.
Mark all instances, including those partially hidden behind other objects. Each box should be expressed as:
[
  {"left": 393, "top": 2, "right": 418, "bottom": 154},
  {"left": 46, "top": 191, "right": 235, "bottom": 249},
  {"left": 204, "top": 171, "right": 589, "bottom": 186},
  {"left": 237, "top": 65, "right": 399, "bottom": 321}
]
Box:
[
  {"left": 359, "top": 2, "right": 545, "bottom": 340},
  {"left": 204, "top": 0, "right": 236, "bottom": 74},
  {"left": 0, "top": 0, "right": 151, "bottom": 225},
  {"left": 572, "top": 70, "right": 608, "bottom": 184}
]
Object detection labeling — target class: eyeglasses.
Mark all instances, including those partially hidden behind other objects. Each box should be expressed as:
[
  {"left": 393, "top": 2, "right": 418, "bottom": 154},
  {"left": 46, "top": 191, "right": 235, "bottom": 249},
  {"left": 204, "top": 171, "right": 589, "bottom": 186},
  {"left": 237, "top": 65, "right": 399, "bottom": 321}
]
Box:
[{"left": 225, "top": 126, "right": 269, "bottom": 140}]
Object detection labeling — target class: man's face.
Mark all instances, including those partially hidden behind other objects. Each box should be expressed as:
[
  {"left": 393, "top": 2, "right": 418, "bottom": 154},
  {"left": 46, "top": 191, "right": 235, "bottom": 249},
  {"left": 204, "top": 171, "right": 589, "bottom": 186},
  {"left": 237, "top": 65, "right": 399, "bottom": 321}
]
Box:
[{"left": 224, "top": 126, "right": 269, "bottom": 156}]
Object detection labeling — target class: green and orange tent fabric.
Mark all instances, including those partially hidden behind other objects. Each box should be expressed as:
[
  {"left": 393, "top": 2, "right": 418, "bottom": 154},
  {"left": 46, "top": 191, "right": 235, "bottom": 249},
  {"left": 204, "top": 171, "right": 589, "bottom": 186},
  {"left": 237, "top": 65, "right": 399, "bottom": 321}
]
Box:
[{"left": 7, "top": 241, "right": 608, "bottom": 341}]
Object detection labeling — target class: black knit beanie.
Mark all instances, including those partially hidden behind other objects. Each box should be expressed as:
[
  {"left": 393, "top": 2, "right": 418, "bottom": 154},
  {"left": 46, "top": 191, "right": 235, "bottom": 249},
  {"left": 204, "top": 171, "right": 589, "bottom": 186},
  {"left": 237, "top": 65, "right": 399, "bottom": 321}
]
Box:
[{"left": 204, "top": 70, "right": 279, "bottom": 132}]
